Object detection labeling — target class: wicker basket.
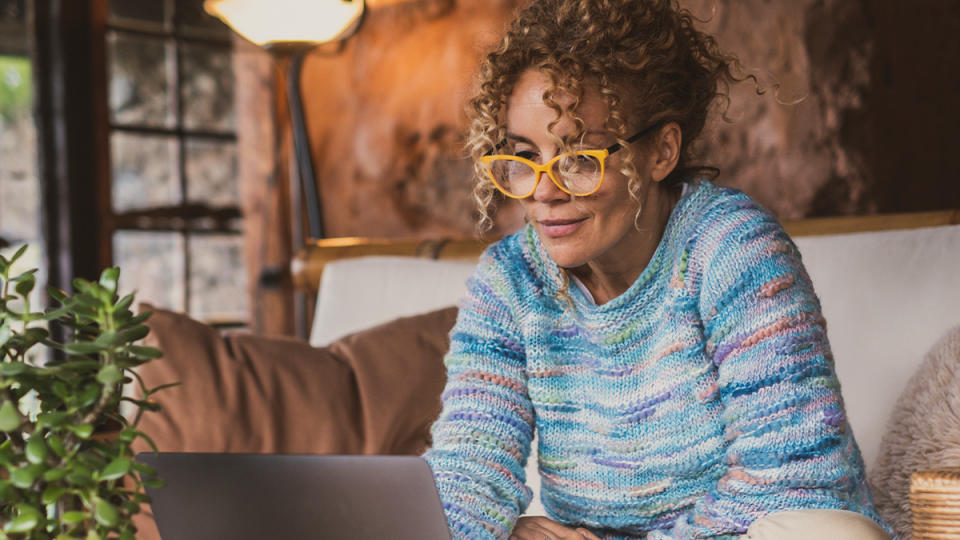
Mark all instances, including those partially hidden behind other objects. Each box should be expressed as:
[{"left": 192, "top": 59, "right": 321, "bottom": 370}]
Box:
[{"left": 911, "top": 469, "right": 960, "bottom": 539}]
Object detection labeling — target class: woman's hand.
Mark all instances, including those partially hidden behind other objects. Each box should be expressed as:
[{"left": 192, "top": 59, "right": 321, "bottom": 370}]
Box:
[{"left": 509, "top": 516, "right": 603, "bottom": 540}]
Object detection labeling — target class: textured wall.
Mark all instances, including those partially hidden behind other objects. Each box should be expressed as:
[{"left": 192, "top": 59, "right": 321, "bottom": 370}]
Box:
[
  {"left": 242, "top": 0, "right": 960, "bottom": 238},
  {"left": 299, "top": 0, "right": 526, "bottom": 238},
  {"left": 237, "top": 0, "right": 959, "bottom": 334},
  {"left": 288, "top": 0, "right": 959, "bottom": 238}
]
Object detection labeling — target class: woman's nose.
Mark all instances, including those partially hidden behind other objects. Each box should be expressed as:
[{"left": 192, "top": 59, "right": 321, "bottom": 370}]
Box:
[{"left": 531, "top": 170, "right": 570, "bottom": 203}]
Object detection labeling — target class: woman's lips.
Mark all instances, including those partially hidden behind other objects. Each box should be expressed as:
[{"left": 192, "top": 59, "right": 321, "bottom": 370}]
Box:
[{"left": 539, "top": 218, "right": 587, "bottom": 238}]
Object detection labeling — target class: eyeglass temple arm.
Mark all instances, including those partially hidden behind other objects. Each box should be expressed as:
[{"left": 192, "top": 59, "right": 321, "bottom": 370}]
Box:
[{"left": 604, "top": 122, "right": 662, "bottom": 154}]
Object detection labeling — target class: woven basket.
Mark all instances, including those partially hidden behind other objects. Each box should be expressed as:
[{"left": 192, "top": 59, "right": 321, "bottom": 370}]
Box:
[{"left": 911, "top": 469, "right": 960, "bottom": 539}]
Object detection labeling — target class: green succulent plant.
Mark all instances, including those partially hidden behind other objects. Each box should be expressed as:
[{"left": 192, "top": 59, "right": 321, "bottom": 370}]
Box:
[{"left": 0, "top": 245, "right": 172, "bottom": 539}]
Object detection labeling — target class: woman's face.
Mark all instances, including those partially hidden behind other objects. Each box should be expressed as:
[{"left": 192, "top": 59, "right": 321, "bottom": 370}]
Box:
[{"left": 505, "top": 69, "right": 661, "bottom": 272}]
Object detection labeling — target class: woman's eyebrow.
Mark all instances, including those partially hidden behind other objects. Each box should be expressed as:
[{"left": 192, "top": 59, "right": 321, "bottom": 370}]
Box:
[
  {"left": 504, "top": 133, "right": 534, "bottom": 146},
  {"left": 504, "top": 131, "right": 608, "bottom": 146}
]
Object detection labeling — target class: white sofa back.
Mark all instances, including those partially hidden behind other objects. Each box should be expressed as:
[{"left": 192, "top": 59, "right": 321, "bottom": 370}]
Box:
[
  {"left": 793, "top": 224, "right": 960, "bottom": 468},
  {"left": 310, "top": 224, "right": 960, "bottom": 514}
]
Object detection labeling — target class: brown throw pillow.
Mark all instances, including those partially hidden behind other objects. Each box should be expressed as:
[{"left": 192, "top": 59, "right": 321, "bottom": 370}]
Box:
[
  {"left": 132, "top": 305, "right": 456, "bottom": 456},
  {"left": 868, "top": 325, "right": 960, "bottom": 539},
  {"left": 129, "top": 306, "right": 456, "bottom": 539}
]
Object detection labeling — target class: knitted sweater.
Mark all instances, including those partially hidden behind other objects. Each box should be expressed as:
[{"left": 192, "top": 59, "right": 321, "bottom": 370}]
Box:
[{"left": 423, "top": 180, "right": 890, "bottom": 539}]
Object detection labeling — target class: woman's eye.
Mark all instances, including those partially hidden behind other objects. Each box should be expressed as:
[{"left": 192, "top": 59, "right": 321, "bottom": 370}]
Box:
[{"left": 514, "top": 150, "right": 537, "bottom": 160}]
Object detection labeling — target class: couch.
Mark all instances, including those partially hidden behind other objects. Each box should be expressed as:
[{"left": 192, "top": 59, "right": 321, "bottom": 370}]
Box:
[{"left": 132, "top": 210, "right": 960, "bottom": 538}]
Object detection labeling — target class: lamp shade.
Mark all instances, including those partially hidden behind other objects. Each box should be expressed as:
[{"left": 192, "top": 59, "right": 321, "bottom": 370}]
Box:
[{"left": 204, "top": 0, "right": 365, "bottom": 47}]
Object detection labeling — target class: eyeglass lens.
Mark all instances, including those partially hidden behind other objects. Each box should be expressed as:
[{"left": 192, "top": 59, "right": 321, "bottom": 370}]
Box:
[{"left": 489, "top": 153, "right": 602, "bottom": 197}]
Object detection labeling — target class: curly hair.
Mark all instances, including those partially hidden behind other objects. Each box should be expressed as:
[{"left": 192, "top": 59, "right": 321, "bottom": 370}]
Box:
[{"left": 468, "top": 0, "right": 751, "bottom": 232}]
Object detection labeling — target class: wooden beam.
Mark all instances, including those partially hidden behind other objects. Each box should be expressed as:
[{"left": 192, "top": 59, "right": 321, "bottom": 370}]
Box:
[
  {"left": 290, "top": 209, "right": 960, "bottom": 294},
  {"left": 782, "top": 209, "right": 960, "bottom": 237}
]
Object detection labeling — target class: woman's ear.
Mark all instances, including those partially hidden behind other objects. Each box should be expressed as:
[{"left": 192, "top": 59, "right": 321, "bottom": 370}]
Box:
[{"left": 649, "top": 122, "right": 681, "bottom": 183}]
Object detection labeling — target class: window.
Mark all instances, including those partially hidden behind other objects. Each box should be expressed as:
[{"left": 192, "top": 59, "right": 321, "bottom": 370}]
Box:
[
  {"left": 0, "top": 0, "right": 44, "bottom": 311},
  {"left": 105, "top": 0, "right": 247, "bottom": 326}
]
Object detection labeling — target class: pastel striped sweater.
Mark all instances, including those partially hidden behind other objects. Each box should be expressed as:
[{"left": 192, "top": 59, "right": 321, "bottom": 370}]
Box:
[{"left": 423, "top": 180, "right": 890, "bottom": 539}]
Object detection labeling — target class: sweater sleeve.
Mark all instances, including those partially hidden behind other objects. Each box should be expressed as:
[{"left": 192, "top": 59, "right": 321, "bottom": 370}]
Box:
[
  {"left": 657, "top": 201, "right": 887, "bottom": 539},
  {"left": 423, "top": 249, "right": 535, "bottom": 540}
]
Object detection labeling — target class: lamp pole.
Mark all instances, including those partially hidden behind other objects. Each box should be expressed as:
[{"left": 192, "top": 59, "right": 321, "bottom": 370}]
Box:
[{"left": 204, "top": 0, "right": 365, "bottom": 337}]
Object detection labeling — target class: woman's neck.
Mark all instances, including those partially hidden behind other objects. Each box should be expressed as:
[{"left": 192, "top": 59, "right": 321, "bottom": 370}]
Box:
[{"left": 571, "top": 184, "right": 681, "bottom": 305}]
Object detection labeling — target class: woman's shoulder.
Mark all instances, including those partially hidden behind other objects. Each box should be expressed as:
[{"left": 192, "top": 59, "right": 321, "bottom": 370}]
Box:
[
  {"left": 678, "top": 179, "right": 787, "bottom": 249},
  {"left": 681, "top": 179, "right": 767, "bottom": 221}
]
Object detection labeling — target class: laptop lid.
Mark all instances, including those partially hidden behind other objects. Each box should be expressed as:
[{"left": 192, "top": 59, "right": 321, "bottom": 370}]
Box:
[{"left": 136, "top": 453, "right": 452, "bottom": 540}]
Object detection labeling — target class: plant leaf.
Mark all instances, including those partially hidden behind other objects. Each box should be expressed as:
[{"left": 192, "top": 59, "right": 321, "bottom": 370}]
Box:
[
  {"left": 116, "top": 325, "right": 149, "bottom": 344},
  {"left": 68, "top": 424, "right": 94, "bottom": 439},
  {"left": 96, "top": 364, "right": 123, "bottom": 385},
  {"left": 42, "top": 467, "right": 70, "bottom": 482},
  {"left": 64, "top": 342, "right": 104, "bottom": 355},
  {"left": 10, "top": 466, "right": 36, "bottom": 488},
  {"left": 37, "top": 411, "right": 68, "bottom": 429},
  {"left": 129, "top": 311, "right": 151, "bottom": 326},
  {"left": 114, "top": 293, "right": 134, "bottom": 313},
  {"left": 130, "top": 460, "right": 157, "bottom": 477},
  {"left": 126, "top": 345, "right": 162, "bottom": 359},
  {"left": 133, "top": 430, "right": 159, "bottom": 454},
  {"left": 61, "top": 511, "right": 87, "bottom": 525},
  {"left": 13, "top": 273, "right": 35, "bottom": 297},
  {"left": 42, "top": 305, "right": 70, "bottom": 321},
  {"left": 4, "top": 513, "right": 38, "bottom": 534},
  {"left": 141, "top": 478, "right": 164, "bottom": 489},
  {"left": 98, "top": 267, "right": 120, "bottom": 294},
  {"left": 48, "top": 434, "right": 66, "bottom": 457},
  {"left": 0, "top": 362, "right": 26, "bottom": 376},
  {"left": 41, "top": 485, "right": 65, "bottom": 505},
  {"left": 0, "top": 400, "right": 21, "bottom": 431},
  {"left": 0, "top": 324, "right": 12, "bottom": 349},
  {"left": 93, "top": 499, "right": 119, "bottom": 528},
  {"left": 8, "top": 244, "right": 28, "bottom": 265},
  {"left": 76, "top": 383, "right": 101, "bottom": 408},
  {"left": 100, "top": 457, "right": 132, "bottom": 481},
  {"left": 25, "top": 435, "right": 47, "bottom": 465}
]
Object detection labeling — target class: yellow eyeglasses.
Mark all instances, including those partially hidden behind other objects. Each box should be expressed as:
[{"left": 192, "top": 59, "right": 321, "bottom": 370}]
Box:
[{"left": 480, "top": 123, "right": 659, "bottom": 199}]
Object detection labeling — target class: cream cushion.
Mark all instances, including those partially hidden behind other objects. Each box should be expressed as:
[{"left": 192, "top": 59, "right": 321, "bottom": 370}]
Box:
[
  {"left": 310, "top": 256, "right": 478, "bottom": 347},
  {"left": 793, "top": 224, "right": 960, "bottom": 470},
  {"left": 741, "top": 509, "right": 890, "bottom": 539}
]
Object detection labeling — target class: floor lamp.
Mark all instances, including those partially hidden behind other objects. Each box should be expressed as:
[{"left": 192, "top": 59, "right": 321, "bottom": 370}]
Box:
[{"left": 204, "top": 0, "right": 365, "bottom": 336}]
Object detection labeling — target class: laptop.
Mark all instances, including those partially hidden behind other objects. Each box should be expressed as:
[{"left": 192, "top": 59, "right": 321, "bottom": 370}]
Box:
[{"left": 135, "top": 453, "right": 452, "bottom": 540}]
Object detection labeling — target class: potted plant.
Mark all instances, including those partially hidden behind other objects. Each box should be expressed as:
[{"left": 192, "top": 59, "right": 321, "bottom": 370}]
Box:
[{"left": 0, "top": 245, "right": 172, "bottom": 539}]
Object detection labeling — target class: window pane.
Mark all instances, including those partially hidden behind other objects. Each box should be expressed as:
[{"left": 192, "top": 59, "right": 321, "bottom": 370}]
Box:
[
  {"left": 111, "top": 132, "right": 181, "bottom": 212},
  {"left": 185, "top": 138, "right": 238, "bottom": 207},
  {"left": 176, "top": 0, "right": 232, "bottom": 39},
  {"left": 0, "top": 56, "right": 39, "bottom": 242},
  {"left": 108, "top": 0, "right": 167, "bottom": 31},
  {"left": 113, "top": 231, "right": 185, "bottom": 312},
  {"left": 108, "top": 32, "right": 174, "bottom": 128},
  {"left": 181, "top": 43, "right": 235, "bottom": 132},
  {"left": 188, "top": 233, "right": 247, "bottom": 321},
  {"left": 0, "top": 54, "right": 43, "bottom": 311}
]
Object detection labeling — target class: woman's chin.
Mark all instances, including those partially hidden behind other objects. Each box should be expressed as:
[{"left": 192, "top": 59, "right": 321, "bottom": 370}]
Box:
[{"left": 541, "top": 239, "right": 591, "bottom": 269}]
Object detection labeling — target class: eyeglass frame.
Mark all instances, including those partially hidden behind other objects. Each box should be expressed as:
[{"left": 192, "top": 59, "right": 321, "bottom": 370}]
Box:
[{"left": 480, "top": 122, "right": 661, "bottom": 199}]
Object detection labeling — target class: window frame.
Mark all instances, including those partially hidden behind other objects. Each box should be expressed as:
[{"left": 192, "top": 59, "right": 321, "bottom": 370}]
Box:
[{"left": 32, "top": 0, "right": 247, "bottom": 328}]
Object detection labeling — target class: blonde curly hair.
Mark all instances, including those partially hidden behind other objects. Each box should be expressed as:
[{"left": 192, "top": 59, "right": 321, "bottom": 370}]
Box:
[{"left": 468, "top": 0, "right": 750, "bottom": 232}]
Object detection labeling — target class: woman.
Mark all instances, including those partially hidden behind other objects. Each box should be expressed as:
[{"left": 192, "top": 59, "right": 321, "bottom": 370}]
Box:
[{"left": 423, "top": 1, "right": 893, "bottom": 538}]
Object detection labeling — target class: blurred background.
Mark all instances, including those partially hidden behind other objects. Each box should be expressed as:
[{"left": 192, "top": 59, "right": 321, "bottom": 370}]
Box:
[{"left": 1, "top": 0, "right": 957, "bottom": 338}]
